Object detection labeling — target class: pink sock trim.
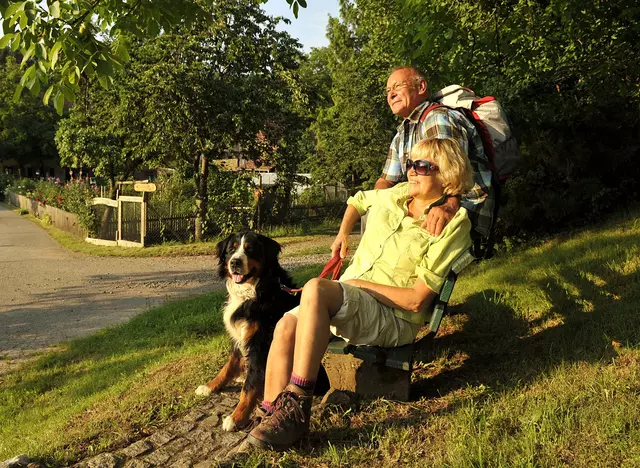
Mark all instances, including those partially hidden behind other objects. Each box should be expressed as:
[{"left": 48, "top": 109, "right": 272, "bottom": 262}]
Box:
[
  {"left": 261, "top": 400, "right": 273, "bottom": 413},
  {"left": 290, "top": 372, "right": 315, "bottom": 391}
]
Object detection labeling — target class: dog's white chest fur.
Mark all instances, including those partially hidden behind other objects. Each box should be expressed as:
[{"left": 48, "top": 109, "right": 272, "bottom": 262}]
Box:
[{"left": 223, "top": 279, "right": 258, "bottom": 355}]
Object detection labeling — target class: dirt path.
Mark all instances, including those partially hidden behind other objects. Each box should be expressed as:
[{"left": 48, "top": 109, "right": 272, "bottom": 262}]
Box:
[{"left": 0, "top": 205, "right": 332, "bottom": 371}]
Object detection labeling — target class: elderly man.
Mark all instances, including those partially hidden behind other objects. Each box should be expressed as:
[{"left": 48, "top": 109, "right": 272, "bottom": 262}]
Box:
[{"left": 374, "top": 66, "right": 495, "bottom": 240}]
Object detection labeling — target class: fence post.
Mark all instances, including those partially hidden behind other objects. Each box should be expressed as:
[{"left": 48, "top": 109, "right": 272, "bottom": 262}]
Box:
[
  {"left": 117, "top": 198, "right": 122, "bottom": 242},
  {"left": 141, "top": 192, "right": 147, "bottom": 247}
]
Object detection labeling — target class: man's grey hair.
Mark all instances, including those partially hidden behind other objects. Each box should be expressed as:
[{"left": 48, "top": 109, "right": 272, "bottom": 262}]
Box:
[{"left": 390, "top": 66, "right": 428, "bottom": 84}]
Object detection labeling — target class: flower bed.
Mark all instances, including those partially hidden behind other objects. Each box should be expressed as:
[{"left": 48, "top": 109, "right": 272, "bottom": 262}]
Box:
[{"left": 5, "top": 178, "right": 98, "bottom": 235}]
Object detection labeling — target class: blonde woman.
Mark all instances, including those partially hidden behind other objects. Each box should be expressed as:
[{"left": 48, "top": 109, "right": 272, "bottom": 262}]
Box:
[{"left": 248, "top": 138, "right": 475, "bottom": 451}]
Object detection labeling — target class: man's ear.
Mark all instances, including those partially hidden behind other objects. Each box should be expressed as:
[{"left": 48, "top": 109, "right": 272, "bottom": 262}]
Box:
[{"left": 418, "top": 78, "right": 428, "bottom": 96}]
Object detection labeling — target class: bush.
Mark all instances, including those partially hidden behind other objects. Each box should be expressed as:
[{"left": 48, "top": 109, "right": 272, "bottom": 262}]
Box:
[
  {"left": 295, "top": 185, "right": 326, "bottom": 206},
  {"left": 148, "top": 173, "right": 196, "bottom": 217},
  {"left": 206, "top": 169, "right": 256, "bottom": 236},
  {"left": 6, "top": 178, "right": 98, "bottom": 233}
]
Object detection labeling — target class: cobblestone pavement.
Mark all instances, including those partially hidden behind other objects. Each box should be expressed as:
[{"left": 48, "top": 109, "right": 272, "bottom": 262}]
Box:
[{"left": 72, "top": 393, "right": 257, "bottom": 468}]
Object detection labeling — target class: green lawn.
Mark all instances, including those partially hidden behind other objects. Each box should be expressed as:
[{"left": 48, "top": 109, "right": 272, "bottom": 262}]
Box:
[{"left": 1, "top": 209, "right": 639, "bottom": 466}]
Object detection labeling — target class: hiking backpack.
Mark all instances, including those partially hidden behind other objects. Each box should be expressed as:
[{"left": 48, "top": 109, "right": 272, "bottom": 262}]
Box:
[{"left": 423, "top": 85, "right": 521, "bottom": 182}]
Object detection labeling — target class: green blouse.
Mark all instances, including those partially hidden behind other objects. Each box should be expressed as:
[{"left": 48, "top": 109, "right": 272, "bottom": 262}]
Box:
[{"left": 341, "top": 182, "right": 472, "bottom": 324}]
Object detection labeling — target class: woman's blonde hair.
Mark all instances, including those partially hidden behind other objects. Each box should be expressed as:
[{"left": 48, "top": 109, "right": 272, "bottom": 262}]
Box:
[{"left": 410, "top": 138, "right": 475, "bottom": 196}]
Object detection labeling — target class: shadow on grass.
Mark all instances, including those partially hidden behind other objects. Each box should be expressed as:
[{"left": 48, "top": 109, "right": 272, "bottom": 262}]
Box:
[{"left": 411, "top": 229, "right": 640, "bottom": 403}]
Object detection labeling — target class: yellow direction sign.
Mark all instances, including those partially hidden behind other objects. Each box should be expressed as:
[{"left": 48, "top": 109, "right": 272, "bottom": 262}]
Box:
[{"left": 134, "top": 182, "right": 156, "bottom": 192}]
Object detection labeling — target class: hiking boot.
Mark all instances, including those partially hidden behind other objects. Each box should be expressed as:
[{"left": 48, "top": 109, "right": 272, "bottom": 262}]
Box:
[
  {"left": 239, "top": 405, "right": 271, "bottom": 433},
  {"left": 247, "top": 384, "right": 313, "bottom": 451}
]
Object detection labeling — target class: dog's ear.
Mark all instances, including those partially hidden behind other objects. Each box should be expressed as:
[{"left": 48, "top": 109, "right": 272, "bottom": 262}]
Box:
[
  {"left": 215, "top": 234, "right": 234, "bottom": 279},
  {"left": 258, "top": 234, "right": 282, "bottom": 266}
]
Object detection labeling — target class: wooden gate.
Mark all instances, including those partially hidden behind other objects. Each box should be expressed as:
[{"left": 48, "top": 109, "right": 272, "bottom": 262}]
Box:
[{"left": 86, "top": 194, "right": 147, "bottom": 248}]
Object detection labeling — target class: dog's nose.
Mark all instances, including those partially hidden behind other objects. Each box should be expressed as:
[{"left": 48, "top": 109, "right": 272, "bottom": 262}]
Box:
[{"left": 230, "top": 258, "right": 242, "bottom": 269}]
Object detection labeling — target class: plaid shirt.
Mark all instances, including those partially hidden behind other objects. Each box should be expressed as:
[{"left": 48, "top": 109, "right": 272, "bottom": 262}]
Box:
[{"left": 381, "top": 100, "right": 495, "bottom": 238}]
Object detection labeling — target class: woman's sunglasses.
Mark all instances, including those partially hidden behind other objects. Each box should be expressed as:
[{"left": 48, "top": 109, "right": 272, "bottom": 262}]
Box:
[{"left": 406, "top": 159, "right": 438, "bottom": 175}]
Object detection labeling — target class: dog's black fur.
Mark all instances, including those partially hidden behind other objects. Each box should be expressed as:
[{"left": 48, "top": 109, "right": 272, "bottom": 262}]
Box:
[{"left": 195, "top": 231, "right": 314, "bottom": 431}]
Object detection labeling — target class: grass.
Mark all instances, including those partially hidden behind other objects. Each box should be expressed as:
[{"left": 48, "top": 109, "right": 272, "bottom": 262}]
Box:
[{"left": 1, "top": 207, "right": 640, "bottom": 466}]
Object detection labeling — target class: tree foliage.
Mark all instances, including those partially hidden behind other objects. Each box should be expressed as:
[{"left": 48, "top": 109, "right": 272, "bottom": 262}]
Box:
[
  {"left": 394, "top": 0, "right": 640, "bottom": 234},
  {"left": 0, "top": 52, "right": 59, "bottom": 171},
  {"left": 0, "top": 0, "right": 309, "bottom": 114},
  {"left": 54, "top": 0, "right": 308, "bottom": 238},
  {"left": 309, "top": 0, "right": 402, "bottom": 190},
  {"left": 304, "top": 0, "right": 640, "bottom": 235}
]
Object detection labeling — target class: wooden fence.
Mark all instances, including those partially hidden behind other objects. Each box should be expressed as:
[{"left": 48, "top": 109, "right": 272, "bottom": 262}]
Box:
[{"left": 6, "top": 191, "right": 86, "bottom": 238}]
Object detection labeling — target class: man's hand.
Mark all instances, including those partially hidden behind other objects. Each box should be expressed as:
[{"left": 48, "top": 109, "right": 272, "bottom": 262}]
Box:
[
  {"left": 331, "top": 233, "right": 350, "bottom": 259},
  {"left": 422, "top": 196, "right": 460, "bottom": 236}
]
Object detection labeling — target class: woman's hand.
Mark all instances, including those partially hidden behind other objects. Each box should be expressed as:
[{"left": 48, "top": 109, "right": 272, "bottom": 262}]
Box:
[{"left": 331, "top": 233, "right": 350, "bottom": 259}]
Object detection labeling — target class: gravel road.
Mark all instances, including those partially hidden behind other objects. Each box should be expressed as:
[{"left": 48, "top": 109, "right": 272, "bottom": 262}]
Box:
[{"left": 0, "top": 204, "right": 332, "bottom": 372}]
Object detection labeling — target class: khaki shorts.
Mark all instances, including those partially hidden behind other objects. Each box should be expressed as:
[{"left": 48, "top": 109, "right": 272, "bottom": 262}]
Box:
[{"left": 285, "top": 281, "right": 420, "bottom": 347}]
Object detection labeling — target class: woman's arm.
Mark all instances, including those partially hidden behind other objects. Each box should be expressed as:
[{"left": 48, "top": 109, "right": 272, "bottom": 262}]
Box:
[
  {"left": 330, "top": 204, "right": 361, "bottom": 259},
  {"left": 342, "top": 277, "right": 436, "bottom": 314}
]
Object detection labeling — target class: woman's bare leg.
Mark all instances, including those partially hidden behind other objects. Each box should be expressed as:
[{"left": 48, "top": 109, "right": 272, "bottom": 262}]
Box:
[
  {"left": 291, "top": 278, "right": 344, "bottom": 380},
  {"left": 263, "top": 313, "right": 297, "bottom": 402}
]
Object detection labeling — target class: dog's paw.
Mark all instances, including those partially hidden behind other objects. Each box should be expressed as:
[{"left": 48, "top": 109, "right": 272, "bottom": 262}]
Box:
[
  {"left": 222, "top": 415, "right": 237, "bottom": 432},
  {"left": 195, "top": 385, "right": 212, "bottom": 397}
]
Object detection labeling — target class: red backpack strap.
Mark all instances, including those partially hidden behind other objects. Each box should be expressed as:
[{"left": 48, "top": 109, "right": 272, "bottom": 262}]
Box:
[{"left": 419, "top": 103, "right": 447, "bottom": 122}]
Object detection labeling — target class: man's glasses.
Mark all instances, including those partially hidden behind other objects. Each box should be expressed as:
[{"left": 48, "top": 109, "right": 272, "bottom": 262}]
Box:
[
  {"left": 384, "top": 77, "right": 421, "bottom": 96},
  {"left": 406, "top": 159, "right": 438, "bottom": 175}
]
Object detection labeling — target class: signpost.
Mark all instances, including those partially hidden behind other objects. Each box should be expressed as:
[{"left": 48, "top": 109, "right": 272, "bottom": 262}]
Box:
[{"left": 134, "top": 182, "right": 156, "bottom": 192}]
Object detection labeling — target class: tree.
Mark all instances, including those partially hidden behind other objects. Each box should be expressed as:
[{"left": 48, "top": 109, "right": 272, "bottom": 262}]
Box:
[
  {"left": 0, "top": 52, "right": 59, "bottom": 174},
  {"left": 0, "top": 0, "right": 309, "bottom": 113},
  {"left": 395, "top": 0, "right": 640, "bottom": 233},
  {"left": 55, "top": 0, "right": 307, "bottom": 240},
  {"left": 310, "top": 0, "right": 402, "bottom": 190}
]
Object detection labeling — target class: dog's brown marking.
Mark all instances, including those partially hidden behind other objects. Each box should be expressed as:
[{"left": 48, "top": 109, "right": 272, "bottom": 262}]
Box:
[
  {"left": 247, "top": 258, "right": 262, "bottom": 277},
  {"left": 231, "top": 385, "right": 261, "bottom": 428},
  {"left": 204, "top": 352, "right": 243, "bottom": 393}
]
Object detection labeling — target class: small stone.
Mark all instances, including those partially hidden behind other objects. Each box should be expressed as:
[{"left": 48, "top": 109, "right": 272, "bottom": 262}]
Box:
[
  {"left": 85, "top": 453, "right": 121, "bottom": 468},
  {"left": 169, "top": 458, "right": 193, "bottom": 468},
  {"left": 123, "top": 460, "right": 152, "bottom": 468},
  {"left": 149, "top": 430, "right": 174, "bottom": 447},
  {"left": 0, "top": 454, "right": 30, "bottom": 468},
  {"left": 198, "top": 414, "right": 221, "bottom": 429},
  {"left": 183, "top": 410, "right": 207, "bottom": 423},
  {"left": 119, "top": 440, "right": 153, "bottom": 458},
  {"left": 215, "top": 431, "right": 246, "bottom": 449},
  {"left": 143, "top": 449, "right": 171, "bottom": 466},
  {"left": 190, "top": 428, "right": 214, "bottom": 442},
  {"left": 170, "top": 420, "right": 197, "bottom": 435},
  {"left": 320, "top": 388, "right": 358, "bottom": 407},
  {"left": 165, "top": 437, "right": 190, "bottom": 453}
]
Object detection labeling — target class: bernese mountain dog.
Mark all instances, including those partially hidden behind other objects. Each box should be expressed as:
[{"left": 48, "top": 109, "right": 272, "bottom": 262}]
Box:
[{"left": 195, "top": 231, "right": 301, "bottom": 432}]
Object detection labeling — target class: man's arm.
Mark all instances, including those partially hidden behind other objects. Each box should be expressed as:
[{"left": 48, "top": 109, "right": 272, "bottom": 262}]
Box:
[
  {"left": 342, "top": 277, "right": 436, "bottom": 314},
  {"left": 422, "top": 195, "right": 460, "bottom": 236},
  {"left": 374, "top": 178, "right": 395, "bottom": 190}
]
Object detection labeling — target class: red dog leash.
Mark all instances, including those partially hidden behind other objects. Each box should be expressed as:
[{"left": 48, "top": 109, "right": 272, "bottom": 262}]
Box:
[{"left": 281, "top": 254, "right": 344, "bottom": 295}]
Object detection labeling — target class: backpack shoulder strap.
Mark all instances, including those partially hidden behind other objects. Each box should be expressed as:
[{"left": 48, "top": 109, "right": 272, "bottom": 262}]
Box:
[{"left": 419, "top": 103, "right": 448, "bottom": 123}]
